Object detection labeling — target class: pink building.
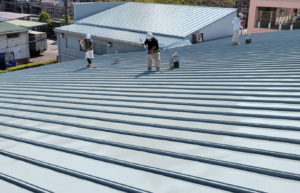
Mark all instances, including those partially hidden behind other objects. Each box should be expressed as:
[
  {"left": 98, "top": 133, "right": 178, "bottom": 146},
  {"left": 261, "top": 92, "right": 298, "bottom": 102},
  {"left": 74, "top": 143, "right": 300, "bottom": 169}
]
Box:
[{"left": 248, "top": 0, "right": 300, "bottom": 33}]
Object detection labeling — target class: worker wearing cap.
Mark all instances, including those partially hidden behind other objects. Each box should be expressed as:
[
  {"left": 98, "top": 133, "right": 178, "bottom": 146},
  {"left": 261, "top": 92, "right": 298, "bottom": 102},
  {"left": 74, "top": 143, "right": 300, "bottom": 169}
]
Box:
[
  {"left": 232, "top": 13, "right": 244, "bottom": 45},
  {"left": 79, "top": 34, "right": 94, "bottom": 67},
  {"left": 144, "top": 32, "right": 161, "bottom": 71}
]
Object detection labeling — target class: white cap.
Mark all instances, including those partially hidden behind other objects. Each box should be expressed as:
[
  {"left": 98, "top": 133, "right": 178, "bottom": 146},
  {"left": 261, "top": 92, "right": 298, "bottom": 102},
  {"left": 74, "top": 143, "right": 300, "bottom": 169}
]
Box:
[
  {"left": 238, "top": 13, "right": 244, "bottom": 17},
  {"left": 146, "top": 32, "right": 153, "bottom": 40},
  {"left": 86, "top": 34, "right": 91, "bottom": 39}
]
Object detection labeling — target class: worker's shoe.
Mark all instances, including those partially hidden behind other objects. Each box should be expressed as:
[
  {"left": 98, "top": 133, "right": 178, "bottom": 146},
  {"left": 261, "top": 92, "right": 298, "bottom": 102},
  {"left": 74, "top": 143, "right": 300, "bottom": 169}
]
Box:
[
  {"left": 87, "top": 64, "right": 91, "bottom": 68},
  {"left": 148, "top": 68, "right": 152, "bottom": 71}
]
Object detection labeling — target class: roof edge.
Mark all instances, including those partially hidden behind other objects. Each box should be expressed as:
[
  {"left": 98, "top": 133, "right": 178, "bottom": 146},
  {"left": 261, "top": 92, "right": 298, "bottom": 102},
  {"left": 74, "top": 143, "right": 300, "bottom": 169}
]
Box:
[{"left": 71, "top": 22, "right": 185, "bottom": 39}]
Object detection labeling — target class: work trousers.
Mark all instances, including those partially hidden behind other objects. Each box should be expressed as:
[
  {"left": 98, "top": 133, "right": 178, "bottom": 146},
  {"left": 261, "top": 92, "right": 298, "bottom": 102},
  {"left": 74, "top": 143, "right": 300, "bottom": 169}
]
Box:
[
  {"left": 147, "top": 52, "right": 161, "bottom": 70},
  {"left": 232, "top": 30, "right": 240, "bottom": 43},
  {"left": 87, "top": 58, "right": 92, "bottom": 64}
]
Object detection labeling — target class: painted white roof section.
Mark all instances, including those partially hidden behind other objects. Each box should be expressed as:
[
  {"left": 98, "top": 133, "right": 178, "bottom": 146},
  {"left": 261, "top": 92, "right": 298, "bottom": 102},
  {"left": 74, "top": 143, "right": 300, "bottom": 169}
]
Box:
[
  {"left": 0, "top": 30, "right": 300, "bottom": 193},
  {"left": 55, "top": 24, "right": 183, "bottom": 47},
  {"left": 76, "top": 2, "right": 237, "bottom": 38}
]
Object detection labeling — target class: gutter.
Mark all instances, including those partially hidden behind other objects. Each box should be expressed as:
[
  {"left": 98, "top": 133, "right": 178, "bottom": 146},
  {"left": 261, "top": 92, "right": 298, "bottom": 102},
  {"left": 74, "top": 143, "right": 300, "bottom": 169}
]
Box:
[
  {"left": 54, "top": 28, "right": 180, "bottom": 48},
  {"left": 54, "top": 28, "right": 145, "bottom": 47},
  {"left": 0, "top": 30, "right": 29, "bottom": 35},
  {"left": 55, "top": 31, "right": 60, "bottom": 62},
  {"left": 26, "top": 31, "right": 30, "bottom": 62}
]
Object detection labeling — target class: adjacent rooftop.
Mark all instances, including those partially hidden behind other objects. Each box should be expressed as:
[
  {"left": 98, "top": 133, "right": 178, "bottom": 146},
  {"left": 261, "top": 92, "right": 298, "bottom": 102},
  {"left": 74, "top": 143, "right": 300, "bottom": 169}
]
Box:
[
  {"left": 75, "top": 2, "right": 236, "bottom": 38},
  {"left": 0, "top": 21, "right": 28, "bottom": 34},
  {"left": 6, "top": 19, "right": 48, "bottom": 29},
  {"left": 0, "top": 11, "right": 32, "bottom": 20}
]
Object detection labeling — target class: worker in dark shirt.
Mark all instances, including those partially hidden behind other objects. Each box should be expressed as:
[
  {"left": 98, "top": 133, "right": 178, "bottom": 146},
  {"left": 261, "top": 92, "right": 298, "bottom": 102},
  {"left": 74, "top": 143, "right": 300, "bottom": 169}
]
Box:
[
  {"left": 79, "top": 34, "right": 94, "bottom": 67},
  {"left": 144, "top": 32, "right": 161, "bottom": 71}
]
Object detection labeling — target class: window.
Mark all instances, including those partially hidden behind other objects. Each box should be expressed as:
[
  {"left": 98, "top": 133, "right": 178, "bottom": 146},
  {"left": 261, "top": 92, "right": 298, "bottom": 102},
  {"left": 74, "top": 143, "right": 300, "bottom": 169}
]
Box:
[
  {"left": 47, "top": 8, "right": 54, "bottom": 13},
  {"left": 66, "top": 37, "right": 78, "bottom": 50},
  {"left": 7, "top": 33, "right": 19, "bottom": 39},
  {"left": 255, "top": 7, "right": 300, "bottom": 30},
  {"left": 57, "top": 9, "right": 64, "bottom": 15},
  {"left": 94, "top": 43, "right": 107, "bottom": 55}
]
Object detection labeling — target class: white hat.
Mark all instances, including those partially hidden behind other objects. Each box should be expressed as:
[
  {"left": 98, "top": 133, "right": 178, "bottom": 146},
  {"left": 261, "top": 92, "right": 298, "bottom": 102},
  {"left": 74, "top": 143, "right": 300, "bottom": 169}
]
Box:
[
  {"left": 146, "top": 32, "right": 153, "bottom": 40},
  {"left": 238, "top": 13, "right": 244, "bottom": 17},
  {"left": 86, "top": 34, "right": 91, "bottom": 39}
]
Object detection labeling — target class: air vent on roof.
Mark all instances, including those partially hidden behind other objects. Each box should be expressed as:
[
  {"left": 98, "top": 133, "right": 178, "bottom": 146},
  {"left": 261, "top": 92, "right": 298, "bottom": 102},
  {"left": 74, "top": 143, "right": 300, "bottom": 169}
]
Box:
[{"left": 192, "top": 32, "right": 203, "bottom": 44}]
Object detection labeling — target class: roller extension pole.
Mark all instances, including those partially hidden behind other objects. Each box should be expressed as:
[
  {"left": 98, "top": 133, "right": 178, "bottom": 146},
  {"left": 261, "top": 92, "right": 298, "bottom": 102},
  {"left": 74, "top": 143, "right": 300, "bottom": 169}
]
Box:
[{"left": 140, "top": 39, "right": 162, "bottom": 73}]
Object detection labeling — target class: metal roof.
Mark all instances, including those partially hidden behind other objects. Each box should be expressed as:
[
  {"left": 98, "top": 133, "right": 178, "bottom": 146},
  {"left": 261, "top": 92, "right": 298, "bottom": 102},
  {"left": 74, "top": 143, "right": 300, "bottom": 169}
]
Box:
[
  {"left": 0, "top": 21, "right": 28, "bottom": 34},
  {"left": 76, "top": 2, "right": 236, "bottom": 38},
  {"left": 0, "top": 30, "right": 300, "bottom": 193},
  {"left": 0, "top": 12, "right": 32, "bottom": 20},
  {"left": 6, "top": 19, "right": 48, "bottom": 29},
  {"left": 55, "top": 24, "right": 184, "bottom": 47}
]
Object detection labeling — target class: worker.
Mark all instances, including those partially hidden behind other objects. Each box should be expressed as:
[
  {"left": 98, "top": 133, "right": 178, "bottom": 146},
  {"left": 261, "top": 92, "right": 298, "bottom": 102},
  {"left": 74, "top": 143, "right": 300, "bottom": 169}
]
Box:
[
  {"left": 144, "top": 32, "right": 161, "bottom": 71},
  {"left": 79, "top": 34, "right": 94, "bottom": 67},
  {"left": 232, "top": 13, "right": 244, "bottom": 45}
]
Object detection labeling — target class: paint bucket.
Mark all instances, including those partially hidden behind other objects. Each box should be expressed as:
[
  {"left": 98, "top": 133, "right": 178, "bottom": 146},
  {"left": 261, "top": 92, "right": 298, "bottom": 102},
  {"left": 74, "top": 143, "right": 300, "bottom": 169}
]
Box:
[
  {"left": 170, "top": 51, "right": 179, "bottom": 69},
  {"left": 113, "top": 51, "right": 119, "bottom": 64},
  {"left": 245, "top": 33, "right": 252, "bottom": 44}
]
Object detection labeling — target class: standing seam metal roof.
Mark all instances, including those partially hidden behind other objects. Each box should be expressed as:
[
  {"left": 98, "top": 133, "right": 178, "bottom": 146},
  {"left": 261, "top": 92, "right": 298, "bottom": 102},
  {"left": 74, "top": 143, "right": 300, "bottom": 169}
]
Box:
[
  {"left": 0, "top": 21, "right": 28, "bottom": 34},
  {"left": 6, "top": 20, "right": 48, "bottom": 29},
  {"left": 0, "top": 12, "right": 32, "bottom": 20},
  {"left": 0, "top": 30, "right": 300, "bottom": 193},
  {"left": 76, "top": 2, "right": 236, "bottom": 38}
]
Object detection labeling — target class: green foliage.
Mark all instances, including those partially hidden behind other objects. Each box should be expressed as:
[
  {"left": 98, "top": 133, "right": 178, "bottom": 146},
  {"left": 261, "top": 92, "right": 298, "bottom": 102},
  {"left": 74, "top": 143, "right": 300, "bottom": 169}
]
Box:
[
  {"left": 0, "top": 59, "right": 57, "bottom": 74},
  {"left": 38, "top": 11, "right": 52, "bottom": 25},
  {"left": 60, "top": 15, "right": 72, "bottom": 26}
]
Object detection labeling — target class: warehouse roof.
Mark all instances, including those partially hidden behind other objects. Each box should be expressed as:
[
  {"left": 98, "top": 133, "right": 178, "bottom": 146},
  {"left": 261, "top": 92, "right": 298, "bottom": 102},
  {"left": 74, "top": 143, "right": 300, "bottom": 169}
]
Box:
[
  {"left": 6, "top": 19, "right": 48, "bottom": 29},
  {"left": 0, "top": 21, "right": 28, "bottom": 34},
  {"left": 76, "top": 2, "right": 236, "bottom": 38},
  {"left": 0, "top": 12, "right": 32, "bottom": 20},
  {"left": 55, "top": 24, "right": 184, "bottom": 47},
  {"left": 0, "top": 30, "right": 300, "bottom": 193}
]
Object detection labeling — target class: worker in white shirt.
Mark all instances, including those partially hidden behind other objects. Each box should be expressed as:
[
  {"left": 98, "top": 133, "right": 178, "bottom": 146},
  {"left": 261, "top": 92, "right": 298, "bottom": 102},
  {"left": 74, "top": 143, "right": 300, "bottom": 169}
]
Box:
[{"left": 232, "top": 13, "right": 244, "bottom": 45}]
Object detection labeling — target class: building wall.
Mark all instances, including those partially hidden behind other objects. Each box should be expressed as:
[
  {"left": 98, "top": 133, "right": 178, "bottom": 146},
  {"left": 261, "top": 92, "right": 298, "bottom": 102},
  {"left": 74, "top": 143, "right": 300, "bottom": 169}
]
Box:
[
  {"left": 248, "top": 0, "right": 300, "bottom": 33},
  {"left": 57, "top": 32, "right": 144, "bottom": 63},
  {"left": 41, "top": 2, "right": 68, "bottom": 19},
  {"left": 188, "top": 11, "right": 237, "bottom": 42},
  {"left": 0, "top": 32, "right": 30, "bottom": 64}
]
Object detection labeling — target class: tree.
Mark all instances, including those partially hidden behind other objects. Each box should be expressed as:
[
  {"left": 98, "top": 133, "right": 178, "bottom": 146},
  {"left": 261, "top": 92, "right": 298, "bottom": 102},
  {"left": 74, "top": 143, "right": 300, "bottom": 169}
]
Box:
[
  {"left": 60, "top": 15, "right": 72, "bottom": 26},
  {"left": 38, "top": 11, "right": 52, "bottom": 25}
]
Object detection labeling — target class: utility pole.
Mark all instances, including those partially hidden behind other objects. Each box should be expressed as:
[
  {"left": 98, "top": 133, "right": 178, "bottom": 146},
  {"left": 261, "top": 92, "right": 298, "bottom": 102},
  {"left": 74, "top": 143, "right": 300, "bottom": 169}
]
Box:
[
  {"left": 21, "top": 0, "right": 23, "bottom": 13},
  {"left": 30, "top": 0, "right": 32, "bottom": 14},
  {"left": 64, "top": 0, "right": 68, "bottom": 25}
]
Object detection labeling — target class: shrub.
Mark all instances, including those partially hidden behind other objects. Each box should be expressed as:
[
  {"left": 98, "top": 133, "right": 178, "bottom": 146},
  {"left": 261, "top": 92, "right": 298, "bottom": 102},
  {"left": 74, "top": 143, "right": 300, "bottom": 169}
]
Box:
[{"left": 0, "top": 59, "right": 57, "bottom": 74}]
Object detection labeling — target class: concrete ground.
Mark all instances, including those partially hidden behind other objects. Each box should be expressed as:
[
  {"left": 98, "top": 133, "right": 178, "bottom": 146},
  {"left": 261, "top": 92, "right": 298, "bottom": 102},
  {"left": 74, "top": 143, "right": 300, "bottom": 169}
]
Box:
[{"left": 30, "top": 39, "right": 58, "bottom": 63}]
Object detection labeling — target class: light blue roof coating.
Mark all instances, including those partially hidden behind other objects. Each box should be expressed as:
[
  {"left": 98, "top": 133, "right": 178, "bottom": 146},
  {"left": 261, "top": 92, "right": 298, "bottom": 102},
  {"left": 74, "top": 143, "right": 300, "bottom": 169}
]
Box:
[
  {"left": 76, "top": 2, "right": 237, "bottom": 38},
  {"left": 1, "top": 30, "right": 300, "bottom": 193},
  {"left": 55, "top": 24, "right": 183, "bottom": 46}
]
